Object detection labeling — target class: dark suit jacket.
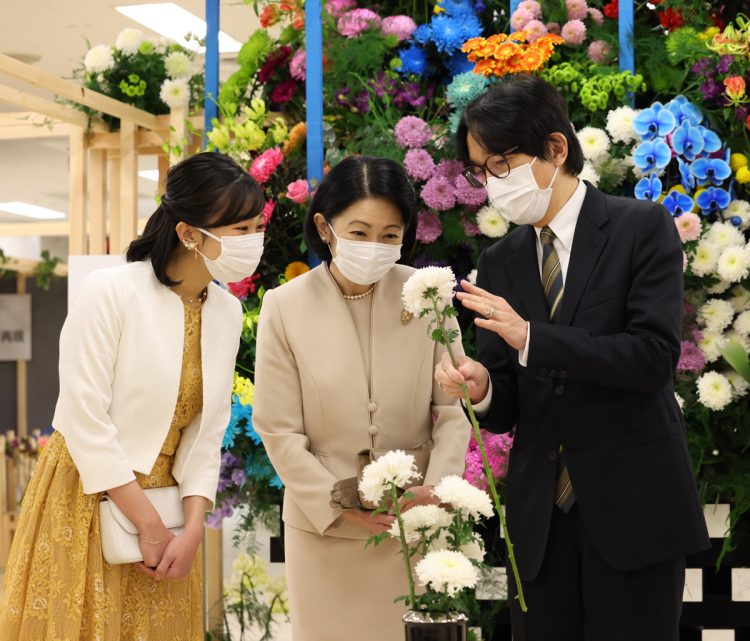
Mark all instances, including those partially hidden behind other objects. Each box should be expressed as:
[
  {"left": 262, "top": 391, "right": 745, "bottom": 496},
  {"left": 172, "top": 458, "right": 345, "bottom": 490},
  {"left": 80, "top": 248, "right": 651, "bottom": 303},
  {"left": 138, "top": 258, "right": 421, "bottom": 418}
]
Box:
[{"left": 477, "top": 184, "right": 710, "bottom": 582}]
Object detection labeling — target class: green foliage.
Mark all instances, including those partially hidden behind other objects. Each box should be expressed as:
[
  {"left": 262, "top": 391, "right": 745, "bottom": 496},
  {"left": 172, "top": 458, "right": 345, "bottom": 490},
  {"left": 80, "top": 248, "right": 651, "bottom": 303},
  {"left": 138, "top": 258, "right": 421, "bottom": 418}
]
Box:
[
  {"left": 33, "top": 251, "right": 61, "bottom": 291},
  {"left": 219, "top": 31, "right": 274, "bottom": 116}
]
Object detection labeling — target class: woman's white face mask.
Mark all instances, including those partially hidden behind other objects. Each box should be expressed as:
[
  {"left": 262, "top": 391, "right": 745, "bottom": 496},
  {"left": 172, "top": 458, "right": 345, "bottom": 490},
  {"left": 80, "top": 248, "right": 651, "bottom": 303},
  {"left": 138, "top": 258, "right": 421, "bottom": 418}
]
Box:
[
  {"left": 485, "top": 157, "right": 559, "bottom": 225},
  {"left": 328, "top": 225, "right": 402, "bottom": 286},
  {"left": 196, "top": 228, "right": 265, "bottom": 284}
]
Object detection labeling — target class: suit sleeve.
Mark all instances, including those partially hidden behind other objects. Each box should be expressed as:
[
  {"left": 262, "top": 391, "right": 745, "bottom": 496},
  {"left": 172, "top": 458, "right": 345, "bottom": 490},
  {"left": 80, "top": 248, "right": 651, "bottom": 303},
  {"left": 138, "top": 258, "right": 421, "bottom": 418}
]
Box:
[
  {"left": 53, "top": 271, "right": 137, "bottom": 494},
  {"left": 252, "top": 289, "right": 343, "bottom": 535},
  {"left": 476, "top": 250, "right": 520, "bottom": 434},
  {"left": 424, "top": 315, "right": 472, "bottom": 485},
  {"left": 527, "top": 204, "right": 683, "bottom": 392}
]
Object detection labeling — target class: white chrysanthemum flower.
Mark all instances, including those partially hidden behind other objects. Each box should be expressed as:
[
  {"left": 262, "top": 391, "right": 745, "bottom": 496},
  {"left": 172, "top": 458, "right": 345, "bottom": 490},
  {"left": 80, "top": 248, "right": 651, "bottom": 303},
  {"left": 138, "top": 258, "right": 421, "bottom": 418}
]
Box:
[
  {"left": 115, "top": 28, "right": 145, "bottom": 55},
  {"left": 596, "top": 156, "right": 630, "bottom": 186},
  {"left": 734, "top": 310, "right": 750, "bottom": 337},
  {"left": 577, "top": 127, "right": 610, "bottom": 162},
  {"left": 708, "top": 222, "right": 745, "bottom": 249},
  {"left": 84, "top": 44, "right": 115, "bottom": 73},
  {"left": 696, "top": 371, "right": 734, "bottom": 411},
  {"left": 467, "top": 269, "right": 478, "bottom": 285},
  {"left": 389, "top": 505, "right": 452, "bottom": 543},
  {"left": 165, "top": 51, "right": 193, "bottom": 78},
  {"left": 730, "top": 286, "right": 750, "bottom": 313},
  {"left": 726, "top": 370, "right": 750, "bottom": 398},
  {"left": 433, "top": 475, "right": 493, "bottom": 520},
  {"left": 698, "top": 298, "right": 735, "bottom": 333},
  {"left": 578, "top": 161, "right": 600, "bottom": 186},
  {"left": 727, "top": 200, "right": 750, "bottom": 229},
  {"left": 160, "top": 78, "right": 190, "bottom": 108},
  {"left": 415, "top": 550, "right": 478, "bottom": 596},
  {"left": 460, "top": 536, "right": 485, "bottom": 562},
  {"left": 707, "top": 280, "right": 732, "bottom": 295},
  {"left": 358, "top": 450, "right": 421, "bottom": 506},
  {"left": 698, "top": 331, "right": 725, "bottom": 363},
  {"left": 717, "top": 245, "right": 750, "bottom": 283},
  {"left": 691, "top": 240, "right": 720, "bottom": 277},
  {"left": 674, "top": 392, "right": 684, "bottom": 410},
  {"left": 606, "top": 105, "right": 640, "bottom": 144},
  {"left": 401, "top": 266, "right": 457, "bottom": 316},
  {"left": 476, "top": 206, "right": 510, "bottom": 238}
]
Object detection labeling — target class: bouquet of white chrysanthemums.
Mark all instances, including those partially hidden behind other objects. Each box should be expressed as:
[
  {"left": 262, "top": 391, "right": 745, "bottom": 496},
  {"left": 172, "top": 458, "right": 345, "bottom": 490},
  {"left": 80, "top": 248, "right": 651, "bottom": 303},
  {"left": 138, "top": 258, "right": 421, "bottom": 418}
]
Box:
[{"left": 359, "top": 450, "right": 493, "bottom": 617}]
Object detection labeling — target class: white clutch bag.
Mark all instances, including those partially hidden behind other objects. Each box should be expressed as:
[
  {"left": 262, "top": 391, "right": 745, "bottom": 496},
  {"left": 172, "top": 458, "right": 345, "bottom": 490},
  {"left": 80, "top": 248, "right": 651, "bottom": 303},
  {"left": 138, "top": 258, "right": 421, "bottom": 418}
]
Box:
[{"left": 99, "top": 485, "right": 184, "bottom": 565}]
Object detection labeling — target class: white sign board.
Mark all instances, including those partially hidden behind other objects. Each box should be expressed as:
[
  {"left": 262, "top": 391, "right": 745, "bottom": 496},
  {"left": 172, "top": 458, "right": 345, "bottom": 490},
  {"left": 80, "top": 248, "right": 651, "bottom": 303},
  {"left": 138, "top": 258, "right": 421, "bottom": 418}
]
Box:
[
  {"left": 0, "top": 294, "right": 31, "bottom": 361},
  {"left": 67, "top": 254, "right": 126, "bottom": 311}
]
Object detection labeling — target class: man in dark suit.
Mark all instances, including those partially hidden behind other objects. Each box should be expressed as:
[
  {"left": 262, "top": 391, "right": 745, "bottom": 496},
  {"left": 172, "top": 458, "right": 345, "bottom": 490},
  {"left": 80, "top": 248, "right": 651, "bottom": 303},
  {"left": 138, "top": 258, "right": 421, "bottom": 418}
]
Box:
[{"left": 435, "top": 76, "right": 709, "bottom": 641}]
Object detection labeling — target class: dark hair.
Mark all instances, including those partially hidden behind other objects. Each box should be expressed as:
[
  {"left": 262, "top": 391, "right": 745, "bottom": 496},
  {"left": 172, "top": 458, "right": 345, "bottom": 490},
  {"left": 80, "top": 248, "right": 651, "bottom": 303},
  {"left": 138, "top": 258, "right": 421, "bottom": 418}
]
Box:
[
  {"left": 456, "top": 75, "right": 584, "bottom": 175},
  {"left": 127, "top": 152, "right": 265, "bottom": 286},
  {"left": 304, "top": 156, "right": 418, "bottom": 262}
]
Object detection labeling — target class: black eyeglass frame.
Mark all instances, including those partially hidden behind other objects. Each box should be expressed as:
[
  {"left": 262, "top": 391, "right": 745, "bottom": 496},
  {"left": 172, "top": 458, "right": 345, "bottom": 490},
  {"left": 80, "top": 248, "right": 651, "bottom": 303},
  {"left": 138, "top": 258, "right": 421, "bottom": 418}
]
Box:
[{"left": 461, "top": 146, "right": 520, "bottom": 188}]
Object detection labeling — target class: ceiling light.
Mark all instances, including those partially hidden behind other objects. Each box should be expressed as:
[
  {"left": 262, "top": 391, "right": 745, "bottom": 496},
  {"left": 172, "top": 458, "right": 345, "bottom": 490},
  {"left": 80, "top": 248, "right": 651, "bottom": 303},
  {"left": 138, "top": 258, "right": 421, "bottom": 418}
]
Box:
[
  {"left": 116, "top": 3, "right": 242, "bottom": 53},
  {"left": 0, "top": 202, "right": 66, "bottom": 220},
  {"left": 138, "top": 170, "right": 160, "bottom": 182}
]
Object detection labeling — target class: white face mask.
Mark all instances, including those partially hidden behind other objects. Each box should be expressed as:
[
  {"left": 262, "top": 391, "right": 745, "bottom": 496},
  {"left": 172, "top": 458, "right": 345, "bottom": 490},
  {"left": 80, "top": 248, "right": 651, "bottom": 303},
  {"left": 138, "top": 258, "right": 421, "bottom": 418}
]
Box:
[
  {"left": 197, "top": 228, "right": 264, "bottom": 284},
  {"left": 485, "top": 157, "right": 559, "bottom": 225},
  {"left": 328, "top": 225, "right": 402, "bottom": 286}
]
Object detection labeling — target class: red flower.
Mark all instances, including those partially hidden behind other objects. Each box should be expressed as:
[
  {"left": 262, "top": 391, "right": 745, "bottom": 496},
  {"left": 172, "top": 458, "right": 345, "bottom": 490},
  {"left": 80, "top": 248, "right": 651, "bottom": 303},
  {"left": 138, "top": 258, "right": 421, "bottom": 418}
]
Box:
[
  {"left": 746, "top": 114, "right": 750, "bottom": 131},
  {"left": 259, "top": 5, "right": 280, "bottom": 28},
  {"left": 263, "top": 200, "right": 276, "bottom": 225},
  {"left": 603, "top": 0, "right": 618, "bottom": 19},
  {"left": 258, "top": 46, "right": 293, "bottom": 83},
  {"left": 227, "top": 274, "right": 260, "bottom": 301},
  {"left": 292, "top": 11, "right": 305, "bottom": 30},
  {"left": 270, "top": 79, "right": 297, "bottom": 104},
  {"left": 658, "top": 7, "right": 684, "bottom": 30}
]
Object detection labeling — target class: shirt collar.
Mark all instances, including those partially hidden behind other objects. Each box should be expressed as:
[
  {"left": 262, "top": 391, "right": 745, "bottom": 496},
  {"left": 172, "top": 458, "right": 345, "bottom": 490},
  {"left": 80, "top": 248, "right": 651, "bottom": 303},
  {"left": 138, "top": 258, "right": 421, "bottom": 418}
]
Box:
[{"left": 534, "top": 179, "right": 587, "bottom": 252}]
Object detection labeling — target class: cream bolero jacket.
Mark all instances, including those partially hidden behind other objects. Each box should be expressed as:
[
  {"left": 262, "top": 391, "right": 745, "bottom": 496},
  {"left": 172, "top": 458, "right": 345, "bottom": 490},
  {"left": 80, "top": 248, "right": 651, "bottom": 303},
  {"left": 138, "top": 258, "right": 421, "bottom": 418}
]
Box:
[
  {"left": 52, "top": 260, "right": 242, "bottom": 502},
  {"left": 253, "top": 263, "right": 471, "bottom": 539}
]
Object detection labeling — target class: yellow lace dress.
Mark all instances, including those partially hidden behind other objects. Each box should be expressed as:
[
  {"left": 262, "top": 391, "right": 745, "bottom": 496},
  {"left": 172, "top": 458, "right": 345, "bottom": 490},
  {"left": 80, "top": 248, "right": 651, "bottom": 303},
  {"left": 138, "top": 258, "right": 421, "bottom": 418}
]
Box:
[{"left": 0, "top": 302, "right": 204, "bottom": 641}]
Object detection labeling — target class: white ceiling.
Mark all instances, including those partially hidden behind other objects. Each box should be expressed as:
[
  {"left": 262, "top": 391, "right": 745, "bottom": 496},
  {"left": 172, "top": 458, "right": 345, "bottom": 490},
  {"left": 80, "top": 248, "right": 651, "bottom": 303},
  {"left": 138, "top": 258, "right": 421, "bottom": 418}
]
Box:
[{"left": 0, "top": 0, "right": 261, "bottom": 247}]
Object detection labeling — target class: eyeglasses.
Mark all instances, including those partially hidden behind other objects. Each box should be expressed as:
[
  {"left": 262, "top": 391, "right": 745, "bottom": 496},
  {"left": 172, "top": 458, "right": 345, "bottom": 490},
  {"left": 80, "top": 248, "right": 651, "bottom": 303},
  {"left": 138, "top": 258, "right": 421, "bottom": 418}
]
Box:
[{"left": 461, "top": 147, "right": 519, "bottom": 188}]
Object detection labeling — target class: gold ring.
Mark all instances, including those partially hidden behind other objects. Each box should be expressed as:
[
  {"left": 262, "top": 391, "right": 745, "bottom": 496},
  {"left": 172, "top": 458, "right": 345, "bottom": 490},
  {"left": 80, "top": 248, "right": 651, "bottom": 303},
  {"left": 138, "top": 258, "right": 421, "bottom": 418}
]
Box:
[{"left": 484, "top": 306, "right": 494, "bottom": 319}]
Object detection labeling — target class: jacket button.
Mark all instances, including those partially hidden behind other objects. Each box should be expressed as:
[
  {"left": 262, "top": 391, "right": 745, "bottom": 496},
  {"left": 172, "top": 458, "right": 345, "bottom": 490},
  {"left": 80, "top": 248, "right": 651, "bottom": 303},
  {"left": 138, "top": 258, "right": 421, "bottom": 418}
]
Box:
[
  {"left": 538, "top": 368, "right": 548, "bottom": 377},
  {"left": 368, "top": 425, "right": 379, "bottom": 436},
  {"left": 549, "top": 370, "right": 557, "bottom": 378},
  {"left": 368, "top": 402, "right": 377, "bottom": 413},
  {"left": 547, "top": 450, "right": 557, "bottom": 462},
  {"left": 554, "top": 385, "right": 565, "bottom": 396}
]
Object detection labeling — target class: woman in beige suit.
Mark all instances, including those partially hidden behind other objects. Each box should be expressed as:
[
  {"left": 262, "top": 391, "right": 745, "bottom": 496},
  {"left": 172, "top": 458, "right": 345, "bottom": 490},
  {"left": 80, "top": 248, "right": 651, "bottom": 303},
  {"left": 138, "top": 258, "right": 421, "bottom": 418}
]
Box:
[{"left": 253, "top": 156, "right": 471, "bottom": 641}]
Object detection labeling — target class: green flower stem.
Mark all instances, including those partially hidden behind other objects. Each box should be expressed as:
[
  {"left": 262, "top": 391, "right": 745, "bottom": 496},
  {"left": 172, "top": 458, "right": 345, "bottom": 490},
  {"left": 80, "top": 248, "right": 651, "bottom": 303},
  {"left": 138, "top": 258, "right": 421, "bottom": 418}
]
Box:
[
  {"left": 431, "top": 295, "right": 528, "bottom": 613},
  {"left": 391, "top": 484, "right": 417, "bottom": 609}
]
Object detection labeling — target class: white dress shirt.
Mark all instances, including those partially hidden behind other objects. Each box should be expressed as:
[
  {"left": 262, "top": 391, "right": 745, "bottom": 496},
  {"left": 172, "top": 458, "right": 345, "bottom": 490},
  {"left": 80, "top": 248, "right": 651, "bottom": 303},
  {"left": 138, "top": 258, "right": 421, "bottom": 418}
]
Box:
[{"left": 473, "top": 180, "right": 587, "bottom": 413}]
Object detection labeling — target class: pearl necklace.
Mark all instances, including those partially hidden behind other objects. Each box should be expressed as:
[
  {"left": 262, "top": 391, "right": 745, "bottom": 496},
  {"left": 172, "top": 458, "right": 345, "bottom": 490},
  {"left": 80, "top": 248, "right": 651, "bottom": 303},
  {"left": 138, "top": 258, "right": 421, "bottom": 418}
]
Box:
[
  {"left": 342, "top": 286, "right": 375, "bottom": 301},
  {"left": 179, "top": 288, "right": 208, "bottom": 305}
]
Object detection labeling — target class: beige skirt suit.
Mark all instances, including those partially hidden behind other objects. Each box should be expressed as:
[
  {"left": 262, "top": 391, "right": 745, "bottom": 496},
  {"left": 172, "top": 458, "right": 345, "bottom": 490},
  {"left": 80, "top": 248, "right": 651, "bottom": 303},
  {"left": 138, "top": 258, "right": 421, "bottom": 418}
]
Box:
[{"left": 253, "top": 263, "right": 471, "bottom": 641}]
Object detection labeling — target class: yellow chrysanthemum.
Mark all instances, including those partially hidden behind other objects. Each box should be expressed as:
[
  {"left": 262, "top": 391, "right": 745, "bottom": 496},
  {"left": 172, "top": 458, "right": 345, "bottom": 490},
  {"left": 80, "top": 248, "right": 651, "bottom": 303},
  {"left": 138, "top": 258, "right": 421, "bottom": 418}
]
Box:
[
  {"left": 233, "top": 373, "right": 255, "bottom": 405},
  {"left": 737, "top": 166, "right": 750, "bottom": 184},
  {"left": 731, "top": 153, "right": 749, "bottom": 172},
  {"left": 285, "top": 261, "right": 310, "bottom": 281}
]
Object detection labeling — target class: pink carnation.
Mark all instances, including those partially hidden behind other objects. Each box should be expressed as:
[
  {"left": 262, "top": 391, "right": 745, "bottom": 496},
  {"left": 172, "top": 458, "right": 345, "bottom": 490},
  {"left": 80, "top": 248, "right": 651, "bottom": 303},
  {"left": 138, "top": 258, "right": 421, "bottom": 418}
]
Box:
[
  {"left": 565, "top": 0, "right": 589, "bottom": 21},
  {"left": 455, "top": 175, "right": 487, "bottom": 207},
  {"left": 337, "top": 8, "right": 382, "bottom": 38},
  {"left": 463, "top": 429, "right": 514, "bottom": 491},
  {"left": 675, "top": 212, "right": 702, "bottom": 243},
  {"left": 416, "top": 210, "right": 442, "bottom": 243},
  {"left": 404, "top": 148, "right": 436, "bottom": 182},
  {"left": 286, "top": 179, "right": 310, "bottom": 204},
  {"left": 250, "top": 147, "right": 284, "bottom": 184},
  {"left": 588, "top": 7, "right": 604, "bottom": 25},
  {"left": 435, "top": 159, "right": 464, "bottom": 181},
  {"left": 546, "top": 21, "right": 562, "bottom": 35},
  {"left": 677, "top": 341, "right": 706, "bottom": 373},
  {"left": 561, "top": 19, "right": 587, "bottom": 45},
  {"left": 394, "top": 115, "right": 432, "bottom": 149},
  {"left": 420, "top": 176, "right": 456, "bottom": 211},
  {"left": 587, "top": 40, "right": 611, "bottom": 63},
  {"left": 263, "top": 200, "right": 276, "bottom": 225},
  {"left": 524, "top": 19, "right": 548, "bottom": 43},
  {"left": 326, "top": 0, "right": 356, "bottom": 18},
  {"left": 381, "top": 15, "right": 417, "bottom": 41},
  {"left": 517, "top": 0, "right": 542, "bottom": 19},
  {"left": 290, "top": 48, "right": 306, "bottom": 81},
  {"left": 511, "top": 8, "right": 534, "bottom": 31}
]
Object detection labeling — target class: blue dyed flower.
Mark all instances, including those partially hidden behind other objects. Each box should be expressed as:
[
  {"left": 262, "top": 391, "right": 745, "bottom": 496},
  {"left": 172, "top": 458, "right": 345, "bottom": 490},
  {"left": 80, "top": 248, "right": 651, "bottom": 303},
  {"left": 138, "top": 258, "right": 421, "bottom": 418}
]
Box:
[
  {"left": 672, "top": 121, "right": 705, "bottom": 161},
  {"left": 222, "top": 420, "right": 241, "bottom": 449},
  {"left": 696, "top": 187, "right": 731, "bottom": 214},
  {"left": 413, "top": 23, "right": 432, "bottom": 44},
  {"left": 661, "top": 191, "right": 694, "bottom": 216},
  {"left": 270, "top": 475, "right": 284, "bottom": 489},
  {"left": 399, "top": 45, "right": 428, "bottom": 76},
  {"left": 633, "top": 102, "right": 676, "bottom": 141},
  {"left": 696, "top": 126, "right": 722, "bottom": 154},
  {"left": 691, "top": 157, "right": 731, "bottom": 186},
  {"left": 665, "top": 95, "right": 703, "bottom": 127},
  {"left": 445, "top": 51, "right": 475, "bottom": 76},
  {"left": 438, "top": 0, "right": 479, "bottom": 16},
  {"left": 430, "top": 14, "right": 482, "bottom": 54},
  {"left": 446, "top": 70, "right": 487, "bottom": 108},
  {"left": 678, "top": 158, "right": 695, "bottom": 191},
  {"left": 633, "top": 139, "right": 671, "bottom": 173},
  {"left": 634, "top": 173, "right": 662, "bottom": 201}
]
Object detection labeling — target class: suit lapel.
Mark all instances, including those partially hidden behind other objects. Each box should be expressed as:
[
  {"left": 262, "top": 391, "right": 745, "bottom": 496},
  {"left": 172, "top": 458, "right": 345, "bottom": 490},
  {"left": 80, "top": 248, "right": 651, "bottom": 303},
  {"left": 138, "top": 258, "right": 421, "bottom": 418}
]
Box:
[
  {"left": 505, "top": 225, "right": 549, "bottom": 322},
  {"left": 557, "top": 185, "right": 609, "bottom": 326}
]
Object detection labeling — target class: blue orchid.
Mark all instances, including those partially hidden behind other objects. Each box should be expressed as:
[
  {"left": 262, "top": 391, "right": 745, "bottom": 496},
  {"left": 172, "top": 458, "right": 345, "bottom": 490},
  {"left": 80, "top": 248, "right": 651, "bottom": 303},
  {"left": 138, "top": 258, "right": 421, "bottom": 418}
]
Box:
[
  {"left": 672, "top": 121, "right": 705, "bottom": 161},
  {"left": 678, "top": 158, "right": 696, "bottom": 191},
  {"left": 695, "top": 187, "right": 731, "bottom": 215},
  {"left": 665, "top": 96, "right": 703, "bottom": 127},
  {"left": 690, "top": 157, "right": 732, "bottom": 186},
  {"left": 697, "top": 126, "right": 722, "bottom": 154},
  {"left": 634, "top": 139, "right": 671, "bottom": 172},
  {"left": 634, "top": 174, "right": 663, "bottom": 201},
  {"left": 633, "top": 102, "right": 676, "bottom": 141},
  {"left": 661, "top": 191, "right": 694, "bottom": 216}
]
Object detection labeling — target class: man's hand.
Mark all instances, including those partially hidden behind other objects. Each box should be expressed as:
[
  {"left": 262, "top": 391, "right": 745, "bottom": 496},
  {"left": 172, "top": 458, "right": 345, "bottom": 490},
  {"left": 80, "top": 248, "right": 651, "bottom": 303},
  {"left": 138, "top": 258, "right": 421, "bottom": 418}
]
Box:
[
  {"left": 434, "top": 352, "right": 490, "bottom": 404},
  {"left": 398, "top": 485, "right": 440, "bottom": 512},
  {"left": 457, "top": 280, "right": 528, "bottom": 351},
  {"left": 339, "top": 509, "right": 395, "bottom": 534}
]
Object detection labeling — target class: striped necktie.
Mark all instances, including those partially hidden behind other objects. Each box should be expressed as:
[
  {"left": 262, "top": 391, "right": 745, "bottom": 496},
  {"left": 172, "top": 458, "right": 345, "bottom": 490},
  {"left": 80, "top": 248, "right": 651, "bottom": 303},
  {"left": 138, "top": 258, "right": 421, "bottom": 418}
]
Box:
[{"left": 540, "top": 227, "right": 576, "bottom": 513}]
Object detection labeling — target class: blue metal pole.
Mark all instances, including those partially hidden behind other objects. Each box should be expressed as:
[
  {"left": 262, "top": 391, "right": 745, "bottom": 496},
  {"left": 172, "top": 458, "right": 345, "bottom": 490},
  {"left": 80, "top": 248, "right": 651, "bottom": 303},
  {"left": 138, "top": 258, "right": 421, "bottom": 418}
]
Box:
[
  {"left": 306, "top": 0, "right": 324, "bottom": 267},
  {"left": 619, "top": 0, "right": 635, "bottom": 75},
  {"left": 510, "top": 0, "right": 521, "bottom": 15},
  {"left": 204, "top": 0, "right": 220, "bottom": 146}
]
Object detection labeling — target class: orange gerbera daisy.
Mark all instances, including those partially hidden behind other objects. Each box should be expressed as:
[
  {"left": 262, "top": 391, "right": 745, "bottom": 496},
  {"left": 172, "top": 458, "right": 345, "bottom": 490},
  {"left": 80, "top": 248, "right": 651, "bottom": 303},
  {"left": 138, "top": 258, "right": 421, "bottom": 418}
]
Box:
[
  {"left": 504, "top": 52, "right": 526, "bottom": 74},
  {"left": 462, "top": 37, "right": 485, "bottom": 53},
  {"left": 494, "top": 41, "right": 519, "bottom": 61},
  {"left": 284, "top": 261, "right": 310, "bottom": 281},
  {"left": 519, "top": 48, "right": 545, "bottom": 71},
  {"left": 509, "top": 30, "right": 530, "bottom": 42},
  {"left": 486, "top": 33, "right": 508, "bottom": 45},
  {"left": 474, "top": 59, "right": 498, "bottom": 76},
  {"left": 477, "top": 42, "right": 497, "bottom": 57}
]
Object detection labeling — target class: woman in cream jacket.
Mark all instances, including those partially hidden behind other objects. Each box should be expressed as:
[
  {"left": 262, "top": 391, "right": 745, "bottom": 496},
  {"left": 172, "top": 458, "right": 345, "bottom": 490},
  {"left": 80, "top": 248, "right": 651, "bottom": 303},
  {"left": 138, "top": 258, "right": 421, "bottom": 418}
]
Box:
[
  {"left": 0, "top": 153, "right": 265, "bottom": 641},
  {"left": 253, "top": 157, "right": 471, "bottom": 641}
]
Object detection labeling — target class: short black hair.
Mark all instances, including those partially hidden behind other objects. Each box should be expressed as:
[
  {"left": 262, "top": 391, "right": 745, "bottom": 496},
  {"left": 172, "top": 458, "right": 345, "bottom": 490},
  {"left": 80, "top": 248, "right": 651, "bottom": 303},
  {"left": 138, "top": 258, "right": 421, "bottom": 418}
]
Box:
[
  {"left": 126, "top": 152, "right": 265, "bottom": 286},
  {"left": 456, "top": 75, "right": 584, "bottom": 175},
  {"left": 304, "top": 156, "right": 417, "bottom": 262}
]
